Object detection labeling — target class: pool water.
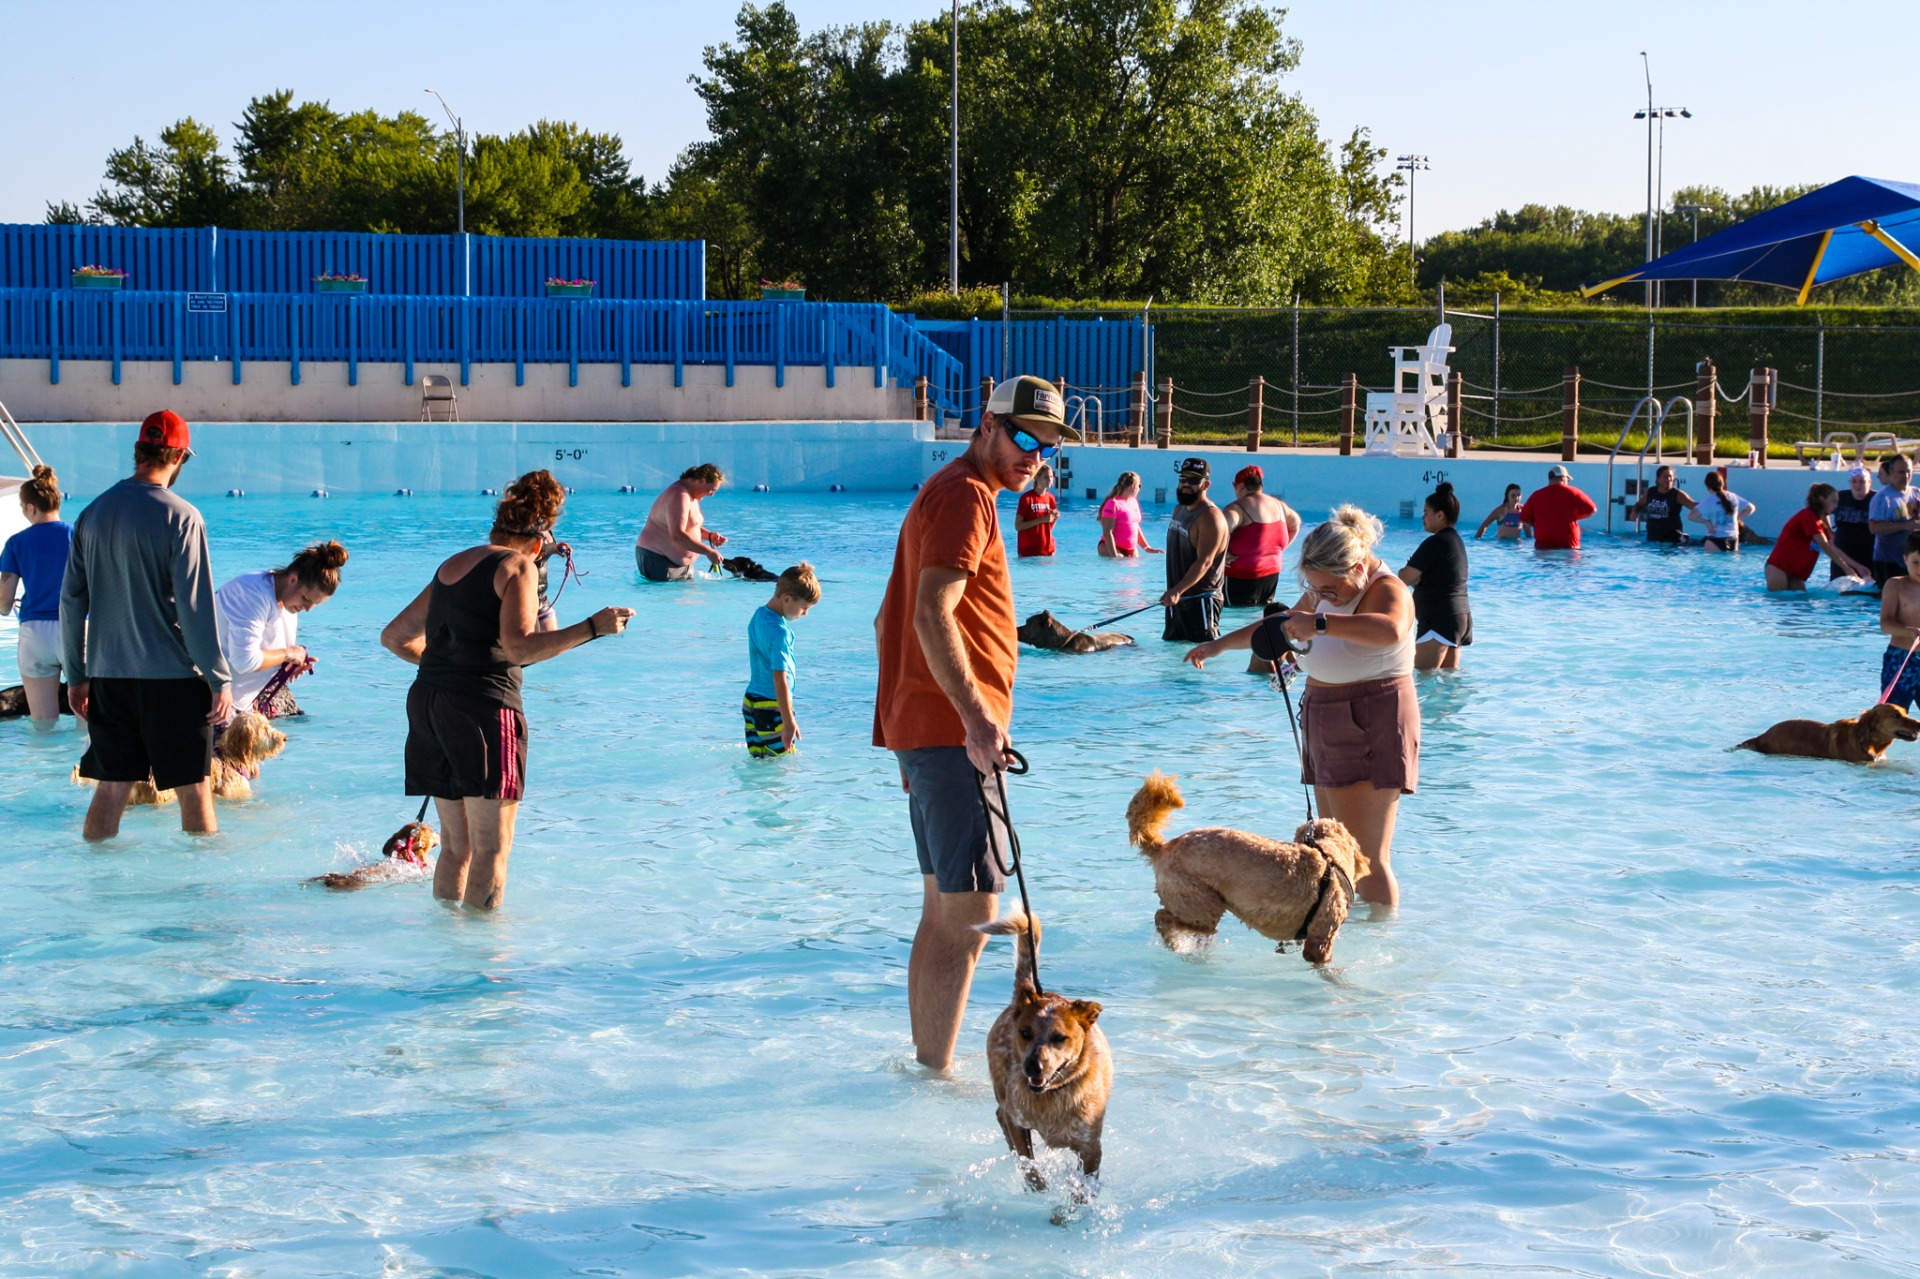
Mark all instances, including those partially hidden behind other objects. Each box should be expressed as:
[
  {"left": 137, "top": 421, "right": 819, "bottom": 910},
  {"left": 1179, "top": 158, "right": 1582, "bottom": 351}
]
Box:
[{"left": 4, "top": 489, "right": 1919, "bottom": 1277}]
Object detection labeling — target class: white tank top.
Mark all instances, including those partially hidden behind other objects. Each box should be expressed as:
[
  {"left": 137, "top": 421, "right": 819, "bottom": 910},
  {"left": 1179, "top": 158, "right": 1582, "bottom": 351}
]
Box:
[{"left": 1296, "top": 562, "right": 1415, "bottom": 684}]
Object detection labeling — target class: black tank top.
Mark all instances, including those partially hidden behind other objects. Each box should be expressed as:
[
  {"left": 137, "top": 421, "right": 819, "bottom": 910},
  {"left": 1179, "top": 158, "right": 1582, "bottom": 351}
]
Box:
[
  {"left": 1641, "top": 488, "right": 1687, "bottom": 542},
  {"left": 416, "top": 550, "right": 523, "bottom": 710},
  {"left": 1166, "top": 502, "right": 1225, "bottom": 601}
]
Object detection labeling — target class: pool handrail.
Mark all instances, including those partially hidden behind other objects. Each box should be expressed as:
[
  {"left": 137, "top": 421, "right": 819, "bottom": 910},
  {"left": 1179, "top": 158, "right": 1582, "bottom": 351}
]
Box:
[
  {"left": 0, "top": 398, "right": 43, "bottom": 478},
  {"left": 1605, "top": 395, "right": 1695, "bottom": 534}
]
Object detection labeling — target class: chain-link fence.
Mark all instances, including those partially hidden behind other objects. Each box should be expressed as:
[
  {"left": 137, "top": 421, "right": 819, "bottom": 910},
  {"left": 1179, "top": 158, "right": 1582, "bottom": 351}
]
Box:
[{"left": 1014, "top": 306, "right": 1920, "bottom": 450}]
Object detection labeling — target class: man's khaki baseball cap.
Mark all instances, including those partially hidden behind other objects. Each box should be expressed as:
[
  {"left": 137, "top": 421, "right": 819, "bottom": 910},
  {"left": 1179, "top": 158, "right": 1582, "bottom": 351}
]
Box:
[{"left": 987, "top": 375, "right": 1081, "bottom": 441}]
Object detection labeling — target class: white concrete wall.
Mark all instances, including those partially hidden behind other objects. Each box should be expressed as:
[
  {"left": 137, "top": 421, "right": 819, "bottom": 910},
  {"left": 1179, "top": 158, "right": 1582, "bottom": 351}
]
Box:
[
  {"left": 23, "top": 420, "right": 932, "bottom": 498},
  {"left": 932, "top": 441, "right": 1837, "bottom": 541},
  {"left": 0, "top": 359, "right": 912, "bottom": 424}
]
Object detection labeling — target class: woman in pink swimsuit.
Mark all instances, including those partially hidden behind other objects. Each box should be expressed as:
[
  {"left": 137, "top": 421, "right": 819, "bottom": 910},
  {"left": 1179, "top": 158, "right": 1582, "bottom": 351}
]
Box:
[{"left": 1097, "top": 472, "right": 1159, "bottom": 557}]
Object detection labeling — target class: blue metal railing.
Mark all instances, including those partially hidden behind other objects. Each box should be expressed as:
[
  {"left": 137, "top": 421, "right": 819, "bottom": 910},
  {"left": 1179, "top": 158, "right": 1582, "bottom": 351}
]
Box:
[
  {"left": 0, "top": 224, "right": 705, "bottom": 301},
  {"left": 910, "top": 315, "right": 1150, "bottom": 430},
  {"left": 0, "top": 289, "right": 962, "bottom": 408}
]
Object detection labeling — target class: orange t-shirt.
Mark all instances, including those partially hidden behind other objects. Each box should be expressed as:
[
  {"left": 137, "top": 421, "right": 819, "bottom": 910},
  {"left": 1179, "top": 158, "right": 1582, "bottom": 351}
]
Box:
[{"left": 873, "top": 457, "right": 1018, "bottom": 751}]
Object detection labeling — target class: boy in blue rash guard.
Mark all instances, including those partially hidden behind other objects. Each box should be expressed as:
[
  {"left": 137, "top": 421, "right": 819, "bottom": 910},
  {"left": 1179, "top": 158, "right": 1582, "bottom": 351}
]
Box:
[
  {"left": 744, "top": 563, "right": 821, "bottom": 757},
  {"left": 1879, "top": 534, "right": 1920, "bottom": 710}
]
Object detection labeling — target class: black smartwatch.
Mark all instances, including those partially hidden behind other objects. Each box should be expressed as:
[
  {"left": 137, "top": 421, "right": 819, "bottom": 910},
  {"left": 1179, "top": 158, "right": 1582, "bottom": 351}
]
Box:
[{"left": 1314, "top": 613, "right": 1328, "bottom": 635}]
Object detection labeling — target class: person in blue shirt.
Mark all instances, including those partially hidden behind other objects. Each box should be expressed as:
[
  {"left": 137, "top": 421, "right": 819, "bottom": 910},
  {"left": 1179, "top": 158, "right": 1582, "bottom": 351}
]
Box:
[
  {"left": 0, "top": 465, "right": 75, "bottom": 729},
  {"left": 744, "top": 563, "right": 820, "bottom": 757}
]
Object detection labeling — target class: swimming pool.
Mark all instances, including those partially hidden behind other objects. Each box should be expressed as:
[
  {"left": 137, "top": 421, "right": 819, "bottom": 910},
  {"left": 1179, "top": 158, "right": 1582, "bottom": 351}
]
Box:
[{"left": 3, "top": 488, "right": 1917, "bottom": 1276}]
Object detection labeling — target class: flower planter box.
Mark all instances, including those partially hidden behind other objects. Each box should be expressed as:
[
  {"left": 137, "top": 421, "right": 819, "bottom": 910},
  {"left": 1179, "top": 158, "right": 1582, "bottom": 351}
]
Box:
[
  {"left": 316, "top": 279, "right": 368, "bottom": 294},
  {"left": 546, "top": 283, "right": 595, "bottom": 298},
  {"left": 761, "top": 287, "right": 805, "bottom": 302},
  {"left": 70, "top": 275, "right": 125, "bottom": 290}
]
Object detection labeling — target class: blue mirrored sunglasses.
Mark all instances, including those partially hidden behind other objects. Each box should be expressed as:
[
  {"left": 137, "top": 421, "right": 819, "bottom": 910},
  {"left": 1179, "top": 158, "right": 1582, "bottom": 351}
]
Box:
[{"left": 1006, "top": 424, "right": 1059, "bottom": 459}]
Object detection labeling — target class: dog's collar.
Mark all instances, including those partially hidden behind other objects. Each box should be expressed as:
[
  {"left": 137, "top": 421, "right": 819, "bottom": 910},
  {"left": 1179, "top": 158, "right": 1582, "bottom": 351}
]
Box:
[{"left": 1293, "top": 853, "right": 1356, "bottom": 943}]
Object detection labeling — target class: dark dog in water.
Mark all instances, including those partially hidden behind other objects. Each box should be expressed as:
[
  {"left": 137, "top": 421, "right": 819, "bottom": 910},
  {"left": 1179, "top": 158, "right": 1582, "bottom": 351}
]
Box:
[
  {"left": 1017, "top": 610, "right": 1135, "bottom": 654},
  {"left": 0, "top": 684, "right": 72, "bottom": 718},
  {"left": 722, "top": 556, "right": 779, "bottom": 582}
]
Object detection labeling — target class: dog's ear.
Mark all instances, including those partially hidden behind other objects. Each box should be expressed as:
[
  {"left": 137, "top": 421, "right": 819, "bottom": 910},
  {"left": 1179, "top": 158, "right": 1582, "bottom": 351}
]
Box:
[{"left": 1069, "top": 999, "right": 1102, "bottom": 1025}]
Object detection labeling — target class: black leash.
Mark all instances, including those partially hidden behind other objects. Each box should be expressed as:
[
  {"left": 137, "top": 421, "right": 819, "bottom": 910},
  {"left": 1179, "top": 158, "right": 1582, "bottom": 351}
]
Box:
[
  {"left": 414, "top": 796, "right": 431, "bottom": 823},
  {"left": 1062, "top": 591, "right": 1201, "bottom": 648},
  {"left": 973, "top": 748, "right": 1042, "bottom": 994},
  {"left": 1273, "top": 659, "right": 1315, "bottom": 824}
]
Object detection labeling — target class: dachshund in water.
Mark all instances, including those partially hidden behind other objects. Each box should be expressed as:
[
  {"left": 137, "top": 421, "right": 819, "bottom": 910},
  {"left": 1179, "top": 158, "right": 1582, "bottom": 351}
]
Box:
[
  {"left": 1017, "top": 610, "right": 1135, "bottom": 654},
  {"left": 309, "top": 819, "right": 439, "bottom": 890},
  {"left": 1737, "top": 702, "right": 1920, "bottom": 764}
]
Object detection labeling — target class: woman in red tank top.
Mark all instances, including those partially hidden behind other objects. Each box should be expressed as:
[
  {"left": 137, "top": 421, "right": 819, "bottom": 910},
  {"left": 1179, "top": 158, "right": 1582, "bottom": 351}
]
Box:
[{"left": 1222, "top": 465, "right": 1301, "bottom": 608}]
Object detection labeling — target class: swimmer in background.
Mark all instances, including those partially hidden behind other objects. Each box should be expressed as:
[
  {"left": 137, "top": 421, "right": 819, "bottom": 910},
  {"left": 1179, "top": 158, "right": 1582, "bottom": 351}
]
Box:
[
  {"left": 1097, "top": 472, "right": 1159, "bottom": 558},
  {"left": 744, "top": 563, "right": 821, "bottom": 757},
  {"left": 1688, "top": 471, "right": 1754, "bottom": 552},
  {"left": 636, "top": 463, "right": 728, "bottom": 581},
  {"left": 1830, "top": 466, "right": 1876, "bottom": 581},
  {"left": 1878, "top": 532, "right": 1920, "bottom": 710},
  {"left": 1473, "top": 484, "right": 1528, "bottom": 541},
  {"left": 1627, "top": 466, "right": 1697, "bottom": 544},
  {"left": 1014, "top": 463, "right": 1059, "bottom": 558}
]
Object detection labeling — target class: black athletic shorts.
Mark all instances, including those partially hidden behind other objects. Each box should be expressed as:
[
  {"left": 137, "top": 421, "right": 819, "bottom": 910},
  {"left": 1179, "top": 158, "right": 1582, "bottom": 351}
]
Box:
[
  {"left": 79, "top": 676, "right": 214, "bottom": 791},
  {"left": 897, "top": 746, "right": 1008, "bottom": 895},
  {"left": 1226, "top": 574, "right": 1279, "bottom": 609},
  {"left": 405, "top": 683, "right": 527, "bottom": 801},
  {"left": 636, "top": 545, "right": 696, "bottom": 582},
  {"left": 1163, "top": 594, "right": 1223, "bottom": 643}
]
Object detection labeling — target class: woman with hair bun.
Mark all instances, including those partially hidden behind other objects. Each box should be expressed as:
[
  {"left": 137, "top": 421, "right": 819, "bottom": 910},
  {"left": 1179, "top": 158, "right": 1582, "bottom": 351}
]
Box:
[
  {"left": 1399, "top": 482, "right": 1472, "bottom": 670},
  {"left": 1181, "top": 504, "right": 1418, "bottom": 907},
  {"left": 381, "top": 469, "right": 635, "bottom": 911},
  {"left": 215, "top": 540, "right": 350, "bottom": 718},
  {"left": 0, "top": 464, "right": 74, "bottom": 728}
]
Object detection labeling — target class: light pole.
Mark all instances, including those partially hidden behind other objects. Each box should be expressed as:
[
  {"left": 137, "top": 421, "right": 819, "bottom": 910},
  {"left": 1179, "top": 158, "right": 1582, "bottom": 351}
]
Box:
[
  {"left": 950, "top": 0, "right": 960, "bottom": 296},
  {"left": 1633, "top": 55, "right": 1689, "bottom": 308},
  {"left": 1674, "top": 203, "right": 1713, "bottom": 306},
  {"left": 1396, "top": 154, "right": 1429, "bottom": 290},
  {"left": 425, "top": 88, "right": 466, "bottom": 237}
]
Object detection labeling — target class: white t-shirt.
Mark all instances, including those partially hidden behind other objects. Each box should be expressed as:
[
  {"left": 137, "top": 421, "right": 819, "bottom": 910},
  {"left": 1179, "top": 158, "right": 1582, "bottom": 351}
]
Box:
[
  {"left": 1697, "top": 491, "right": 1748, "bottom": 540},
  {"left": 215, "top": 570, "right": 297, "bottom": 708}
]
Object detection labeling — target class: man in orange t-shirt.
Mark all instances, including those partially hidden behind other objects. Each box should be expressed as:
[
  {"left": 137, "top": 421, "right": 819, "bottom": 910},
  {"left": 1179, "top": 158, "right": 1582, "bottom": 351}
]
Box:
[
  {"left": 874, "top": 374, "right": 1076, "bottom": 1071},
  {"left": 1520, "top": 464, "right": 1599, "bottom": 550}
]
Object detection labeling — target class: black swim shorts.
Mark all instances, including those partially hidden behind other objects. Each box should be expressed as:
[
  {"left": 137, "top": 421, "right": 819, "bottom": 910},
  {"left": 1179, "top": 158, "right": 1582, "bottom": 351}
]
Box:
[
  {"left": 405, "top": 683, "right": 527, "bottom": 801},
  {"left": 1226, "top": 574, "right": 1278, "bottom": 609},
  {"left": 1162, "top": 595, "right": 1222, "bottom": 643},
  {"left": 896, "top": 746, "right": 1008, "bottom": 895},
  {"left": 636, "top": 545, "right": 696, "bottom": 582},
  {"left": 78, "top": 676, "right": 215, "bottom": 791}
]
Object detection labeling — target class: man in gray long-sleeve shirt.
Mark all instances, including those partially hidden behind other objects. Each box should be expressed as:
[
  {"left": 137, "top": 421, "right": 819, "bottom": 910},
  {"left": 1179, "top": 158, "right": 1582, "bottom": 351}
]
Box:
[{"left": 62, "top": 410, "right": 233, "bottom": 840}]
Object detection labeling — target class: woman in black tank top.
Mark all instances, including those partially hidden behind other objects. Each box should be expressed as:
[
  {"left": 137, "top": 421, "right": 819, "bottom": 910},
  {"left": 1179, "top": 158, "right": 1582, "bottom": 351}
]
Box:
[{"left": 381, "top": 470, "right": 634, "bottom": 910}]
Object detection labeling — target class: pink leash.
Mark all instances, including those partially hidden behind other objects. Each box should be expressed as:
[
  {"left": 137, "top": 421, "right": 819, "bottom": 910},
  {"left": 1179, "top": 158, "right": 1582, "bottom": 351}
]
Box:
[{"left": 1881, "top": 635, "right": 1920, "bottom": 704}]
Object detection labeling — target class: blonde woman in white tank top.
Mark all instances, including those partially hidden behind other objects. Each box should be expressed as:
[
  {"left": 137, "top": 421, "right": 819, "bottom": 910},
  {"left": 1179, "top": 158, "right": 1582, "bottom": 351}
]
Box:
[{"left": 1181, "top": 505, "right": 1417, "bottom": 909}]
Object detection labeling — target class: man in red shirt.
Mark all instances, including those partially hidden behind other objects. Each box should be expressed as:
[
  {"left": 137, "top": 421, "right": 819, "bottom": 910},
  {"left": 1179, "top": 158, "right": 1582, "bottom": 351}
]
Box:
[
  {"left": 874, "top": 374, "right": 1075, "bottom": 1071},
  {"left": 1014, "top": 462, "right": 1058, "bottom": 557},
  {"left": 1520, "top": 465, "right": 1599, "bottom": 550}
]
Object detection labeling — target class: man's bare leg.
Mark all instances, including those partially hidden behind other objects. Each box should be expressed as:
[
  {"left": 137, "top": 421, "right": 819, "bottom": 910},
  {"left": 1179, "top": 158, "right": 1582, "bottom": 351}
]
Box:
[
  {"left": 459, "top": 798, "right": 517, "bottom": 910},
  {"left": 83, "top": 781, "right": 135, "bottom": 842},
  {"left": 176, "top": 780, "right": 217, "bottom": 835},
  {"left": 23, "top": 675, "right": 61, "bottom": 730},
  {"left": 908, "top": 876, "right": 997, "bottom": 1071},
  {"left": 432, "top": 797, "right": 472, "bottom": 902}
]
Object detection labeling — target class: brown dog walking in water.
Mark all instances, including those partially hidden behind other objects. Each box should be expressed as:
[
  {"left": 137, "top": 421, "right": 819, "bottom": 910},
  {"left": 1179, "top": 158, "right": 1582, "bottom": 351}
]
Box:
[{"left": 1736, "top": 703, "right": 1920, "bottom": 764}]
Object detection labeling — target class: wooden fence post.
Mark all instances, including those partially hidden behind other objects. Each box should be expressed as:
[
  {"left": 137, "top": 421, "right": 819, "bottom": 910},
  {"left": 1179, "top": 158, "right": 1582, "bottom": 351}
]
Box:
[
  {"left": 1749, "top": 367, "right": 1772, "bottom": 467},
  {"left": 1338, "top": 373, "right": 1357, "bottom": 456},
  {"left": 1695, "top": 358, "right": 1717, "bottom": 465},
  {"left": 1156, "top": 376, "right": 1173, "bottom": 448},
  {"left": 1247, "top": 376, "right": 1264, "bottom": 452},
  {"left": 1561, "top": 366, "right": 1581, "bottom": 462},
  {"left": 913, "top": 375, "right": 929, "bottom": 422},
  {"left": 1446, "top": 371, "right": 1464, "bottom": 458},
  {"left": 1128, "top": 370, "right": 1146, "bottom": 447}
]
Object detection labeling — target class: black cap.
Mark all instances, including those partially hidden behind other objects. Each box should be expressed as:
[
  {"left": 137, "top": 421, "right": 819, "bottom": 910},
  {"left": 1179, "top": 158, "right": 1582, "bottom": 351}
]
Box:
[{"left": 1177, "top": 457, "right": 1210, "bottom": 478}]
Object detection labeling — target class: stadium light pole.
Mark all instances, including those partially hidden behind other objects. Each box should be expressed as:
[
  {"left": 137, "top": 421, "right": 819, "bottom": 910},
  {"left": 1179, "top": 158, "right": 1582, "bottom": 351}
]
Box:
[
  {"left": 425, "top": 89, "right": 466, "bottom": 237},
  {"left": 950, "top": 0, "right": 960, "bottom": 296},
  {"left": 1674, "top": 203, "right": 1713, "bottom": 306},
  {"left": 1633, "top": 55, "right": 1690, "bottom": 308},
  {"left": 1395, "top": 154, "right": 1430, "bottom": 289}
]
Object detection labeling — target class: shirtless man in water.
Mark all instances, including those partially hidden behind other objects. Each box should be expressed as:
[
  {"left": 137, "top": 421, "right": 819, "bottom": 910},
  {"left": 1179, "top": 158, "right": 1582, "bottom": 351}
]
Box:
[
  {"left": 636, "top": 463, "right": 728, "bottom": 581},
  {"left": 1878, "top": 532, "right": 1920, "bottom": 709}
]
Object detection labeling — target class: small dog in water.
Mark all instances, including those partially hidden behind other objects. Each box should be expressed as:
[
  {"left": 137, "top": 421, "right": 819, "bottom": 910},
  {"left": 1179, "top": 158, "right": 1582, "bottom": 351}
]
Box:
[
  {"left": 974, "top": 910, "right": 1112, "bottom": 1194},
  {"left": 0, "top": 683, "right": 72, "bottom": 718},
  {"left": 69, "top": 711, "right": 288, "bottom": 804},
  {"left": 309, "top": 820, "right": 439, "bottom": 890},
  {"left": 1737, "top": 702, "right": 1920, "bottom": 764},
  {"left": 1016, "top": 609, "right": 1135, "bottom": 654},
  {"left": 1127, "top": 772, "right": 1370, "bottom": 965},
  {"left": 722, "top": 556, "right": 779, "bottom": 582}
]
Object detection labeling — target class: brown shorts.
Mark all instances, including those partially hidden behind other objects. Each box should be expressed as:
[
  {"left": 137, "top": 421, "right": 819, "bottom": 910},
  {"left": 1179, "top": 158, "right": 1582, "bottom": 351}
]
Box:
[{"left": 1299, "top": 675, "right": 1420, "bottom": 794}]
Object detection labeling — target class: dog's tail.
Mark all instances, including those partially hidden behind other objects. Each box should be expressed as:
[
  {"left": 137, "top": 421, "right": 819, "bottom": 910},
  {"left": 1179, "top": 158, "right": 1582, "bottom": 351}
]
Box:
[
  {"left": 1127, "top": 772, "right": 1185, "bottom": 857},
  {"left": 975, "top": 908, "right": 1042, "bottom": 992}
]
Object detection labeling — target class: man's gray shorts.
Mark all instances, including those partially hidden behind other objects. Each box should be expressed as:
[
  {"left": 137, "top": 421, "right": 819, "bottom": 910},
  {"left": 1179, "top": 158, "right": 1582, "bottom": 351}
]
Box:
[
  {"left": 897, "top": 746, "right": 1009, "bottom": 895},
  {"left": 636, "top": 544, "right": 695, "bottom": 581}
]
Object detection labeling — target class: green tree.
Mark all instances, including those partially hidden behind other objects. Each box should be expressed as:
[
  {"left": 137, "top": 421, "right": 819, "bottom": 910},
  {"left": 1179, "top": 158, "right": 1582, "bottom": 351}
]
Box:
[{"left": 89, "top": 118, "right": 243, "bottom": 227}]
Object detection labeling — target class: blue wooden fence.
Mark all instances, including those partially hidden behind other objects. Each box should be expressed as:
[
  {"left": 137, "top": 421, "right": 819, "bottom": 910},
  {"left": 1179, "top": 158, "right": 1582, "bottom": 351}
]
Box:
[
  {"left": 0, "top": 225, "right": 705, "bottom": 300},
  {"left": 0, "top": 289, "right": 962, "bottom": 408},
  {"left": 910, "top": 315, "right": 1150, "bottom": 432}
]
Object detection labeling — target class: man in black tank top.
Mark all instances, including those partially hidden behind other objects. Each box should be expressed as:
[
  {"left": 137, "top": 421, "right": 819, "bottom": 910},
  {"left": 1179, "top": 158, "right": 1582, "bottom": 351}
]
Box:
[{"left": 1161, "top": 458, "right": 1228, "bottom": 642}]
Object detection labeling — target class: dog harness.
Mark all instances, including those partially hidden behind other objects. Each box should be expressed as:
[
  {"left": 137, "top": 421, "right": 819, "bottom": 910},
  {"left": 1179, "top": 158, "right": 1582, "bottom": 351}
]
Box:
[{"left": 1281, "top": 837, "right": 1356, "bottom": 951}]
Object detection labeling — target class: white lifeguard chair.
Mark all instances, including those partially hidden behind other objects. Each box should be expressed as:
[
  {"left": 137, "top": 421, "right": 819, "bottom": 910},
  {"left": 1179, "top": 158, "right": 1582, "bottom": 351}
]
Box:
[{"left": 1363, "top": 324, "right": 1452, "bottom": 457}]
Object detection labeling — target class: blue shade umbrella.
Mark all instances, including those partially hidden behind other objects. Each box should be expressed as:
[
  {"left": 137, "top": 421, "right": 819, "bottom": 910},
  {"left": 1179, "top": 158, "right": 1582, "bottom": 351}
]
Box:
[{"left": 1582, "top": 175, "right": 1920, "bottom": 305}]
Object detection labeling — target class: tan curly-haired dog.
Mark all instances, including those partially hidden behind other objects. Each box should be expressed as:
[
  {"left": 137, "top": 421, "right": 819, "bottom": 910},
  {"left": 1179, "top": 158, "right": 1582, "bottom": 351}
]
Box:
[
  {"left": 1127, "top": 772, "right": 1371, "bottom": 965},
  {"left": 69, "top": 711, "right": 287, "bottom": 805}
]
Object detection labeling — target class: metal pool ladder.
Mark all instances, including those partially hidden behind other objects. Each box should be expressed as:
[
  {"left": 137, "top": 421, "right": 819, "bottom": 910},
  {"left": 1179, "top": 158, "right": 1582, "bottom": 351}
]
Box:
[{"left": 1605, "top": 395, "right": 1695, "bottom": 535}]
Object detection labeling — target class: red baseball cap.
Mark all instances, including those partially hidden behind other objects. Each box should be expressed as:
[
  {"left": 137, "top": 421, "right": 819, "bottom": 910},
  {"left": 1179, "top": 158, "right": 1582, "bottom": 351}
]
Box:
[
  {"left": 139, "top": 410, "right": 192, "bottom": 453},
  {"left": 1235, "top": 464, "right": 1263, "bottom": 486}
]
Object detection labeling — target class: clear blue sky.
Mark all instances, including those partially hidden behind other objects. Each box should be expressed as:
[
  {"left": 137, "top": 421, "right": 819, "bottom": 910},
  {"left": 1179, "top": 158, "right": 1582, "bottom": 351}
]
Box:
[{"left": 2, "top": 0, "right": 1911, "bottom": 238}]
